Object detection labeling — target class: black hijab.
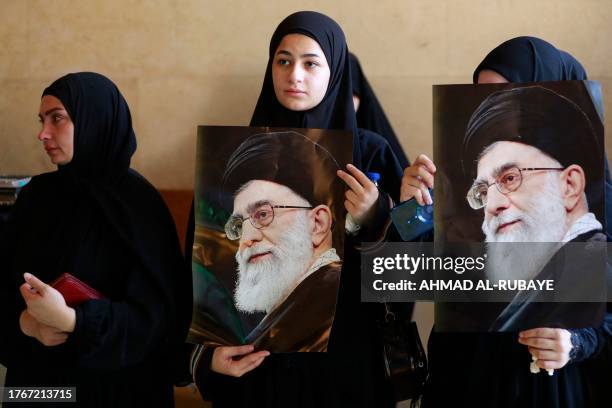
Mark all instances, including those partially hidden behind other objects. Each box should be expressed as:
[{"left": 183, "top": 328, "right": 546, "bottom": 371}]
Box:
[
  {"left": 473, "top": 36, "right": 587, "bottom": 83},
  {"left": 37, "top": 73, "right": 183, "bottom": 280},
  {"left": 349, "top": 53, "right": 410, "bottom": 168},
  {"left": 250, "top": 11, "right": 361, "bottom": 165},
  {"left": 472, "top": 36, "right": 611, "bottom": 238},
  {"left": 42, "top": 72, "right": 136, "bottom": 181}
]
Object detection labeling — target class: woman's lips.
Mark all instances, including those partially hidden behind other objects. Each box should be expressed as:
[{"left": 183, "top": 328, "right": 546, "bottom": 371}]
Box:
[
  {"left": 497, "top": 219, "right": 520, "bottom": 234},
  {"left": 285, "top": 89, "right": 306, "bottom": 96}
]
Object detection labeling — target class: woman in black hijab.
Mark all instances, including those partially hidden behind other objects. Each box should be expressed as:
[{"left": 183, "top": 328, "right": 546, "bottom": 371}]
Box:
[
  {"left": 0, "top": 72, "right": 192, "bottom": 407},
  {"left": 350, "top": 52, "right": 410, "bottom": 168},
  {"left": 412, "top": 37, "right": 612, "bottom": 408},
  {"left": 249, "top": 12, "right": 403, "bottom": 207},
  {"left": 473, "top": 36, "right": 588, "bottom": 83},
  {"left": 192, "top": 11, "right": 403, "bottom": 408}
]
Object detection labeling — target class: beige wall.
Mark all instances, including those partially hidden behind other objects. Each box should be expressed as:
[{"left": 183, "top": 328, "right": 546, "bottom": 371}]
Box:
[{"left": 1, "top": 0, "right": 611, "bottom": 189}]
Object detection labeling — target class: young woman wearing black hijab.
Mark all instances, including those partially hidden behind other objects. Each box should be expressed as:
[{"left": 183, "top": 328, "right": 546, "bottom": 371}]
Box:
[
  {"left": 402, "top": 36, "right": 612, "bottom": 408},
  {"left": 0, "top": 72, "right": 192, "bottom": 407},
  {"left": 191, "top": 11, "right": 403, "bottom": 408},
  {"left": 349, "top": 52, "right": 410, "bottom": 168}
]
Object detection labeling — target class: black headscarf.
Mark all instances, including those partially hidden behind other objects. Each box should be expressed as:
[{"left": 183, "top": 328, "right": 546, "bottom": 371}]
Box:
[
  {"left": 473, "top": 36, "right": 587, "bottom": 83},
  {"left": 1, "top": 72, "right": 191, "bottom": 389},
  {"left": 250, "top": 11, "right": 361, "bottom": 165},
  {"left": 42, "top": 73, "right": 136, "bottom": 181},
  {"left": 37, "top": 73, "right": 187, "bottom": 290},
  {"left": 349, "top": 53, "right": 410, "bottom": 168}
]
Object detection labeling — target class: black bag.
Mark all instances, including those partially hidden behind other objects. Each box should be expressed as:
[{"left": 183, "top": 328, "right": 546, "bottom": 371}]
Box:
[{"left": 378, "top": 304, "right": 428, "bottom": 403}]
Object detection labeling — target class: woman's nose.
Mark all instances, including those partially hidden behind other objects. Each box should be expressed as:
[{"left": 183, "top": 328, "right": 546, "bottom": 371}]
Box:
[
  {"left": 289, "top": 65, "right": 304, "bottom": 84},
  {"left": 37, "top": 123, "right": 52, "bottom": 141}
]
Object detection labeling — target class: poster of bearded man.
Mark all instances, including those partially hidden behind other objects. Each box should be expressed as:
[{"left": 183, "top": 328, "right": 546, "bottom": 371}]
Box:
[
  {"left": 432, "top": 81, "right": 608, "bottom": 332},
  {"left": 187, "top": 126, "right": 351, "bottom": 352}
]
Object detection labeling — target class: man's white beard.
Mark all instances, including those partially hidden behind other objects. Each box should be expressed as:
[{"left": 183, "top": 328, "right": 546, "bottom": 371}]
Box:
[
  {"left": 234, "top": 212, "right": 314, "bottom": 314},
  {"left": 482, "top": 173, "right": 567, "bottom": 281}
]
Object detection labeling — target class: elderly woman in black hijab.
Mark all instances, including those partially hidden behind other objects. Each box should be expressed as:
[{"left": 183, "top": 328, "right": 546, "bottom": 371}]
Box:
[
  {"left": 191, "top": 11, "right": 403, "bottom": 408},
  {"left": 0, "top": 72, "right": 192, "bottom": 407},
  {"left": 400, "top": 36, "right": 612, "bottom": 408},
  {"left": 350, "top": 52, "right": 410, "bottom": 168}
]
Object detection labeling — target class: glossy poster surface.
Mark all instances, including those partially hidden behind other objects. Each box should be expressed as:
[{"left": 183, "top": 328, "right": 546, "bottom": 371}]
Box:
[
  {"left": 433, "top": 81, "right": 607, "bottom": 331},
  {"left": 188, "top": 126, "right": 352, "bottom": 351}
]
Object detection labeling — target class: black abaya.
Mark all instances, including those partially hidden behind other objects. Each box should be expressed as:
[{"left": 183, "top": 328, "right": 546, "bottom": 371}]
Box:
[
  {"left": 350, "top": 53, "right": 410, "bottom": 168},
  {"left": 0, "top": 73, "right": 192, "bottom": 407}
]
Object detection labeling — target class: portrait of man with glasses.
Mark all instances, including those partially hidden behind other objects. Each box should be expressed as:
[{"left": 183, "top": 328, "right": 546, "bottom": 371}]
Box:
[
  {"left": 190, "top": 128, "right": 350, "bottom": 351},
  {"left": 459, "top": 85, "right": 607, "bottom": 331}
]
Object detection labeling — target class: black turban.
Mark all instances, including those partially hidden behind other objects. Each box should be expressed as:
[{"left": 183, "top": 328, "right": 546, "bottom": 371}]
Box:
[
  {"left": 221, "top": 131, "right": 343, "bottom": 214},
  {"left": 462, "top": 86, "right": 602, "bottom": 187}
]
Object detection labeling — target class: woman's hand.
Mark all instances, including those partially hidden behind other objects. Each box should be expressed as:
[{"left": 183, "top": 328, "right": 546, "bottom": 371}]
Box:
[
  {"left": 19, "top": 310, "right": 69, "bottom": 347},
  {"left": 36, "top": 323, "right": 69, "bottom": 346},
  {"left": 19, "top": 273, "right": 76, "bottom": 333},
  {"left": 518, "top": 328, "right": 573, "bottom": 370},
  {"left": 19, "top": 310, "right": 39, "bottom": 337},
  {"left": 337, "top": 164, "right": 379, "bottom": 226},
  {"left": 400, "top": 154, "right": 436, "bottom": 205},
  {"left": 211, "top": 345, "right": 270, "bottom": 377}
]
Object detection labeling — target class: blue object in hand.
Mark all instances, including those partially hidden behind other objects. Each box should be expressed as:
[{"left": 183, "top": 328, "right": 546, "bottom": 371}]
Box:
[
  {"left": 390, "top": 189, "right": 434, "bottom": 241},
  {"left": 366, "top": 172, "right": 381, "bottom": 186}
]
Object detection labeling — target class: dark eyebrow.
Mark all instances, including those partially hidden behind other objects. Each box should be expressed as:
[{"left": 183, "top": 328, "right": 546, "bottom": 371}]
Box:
[
  {"left": 474, "top": 162, "right": 518, "bottom": 185},
  {"left": 275, "top": 50, "right": 321, "bottom": 59},
  {"left": 38, "top": 107, "right": 65, "bottom": 120}
]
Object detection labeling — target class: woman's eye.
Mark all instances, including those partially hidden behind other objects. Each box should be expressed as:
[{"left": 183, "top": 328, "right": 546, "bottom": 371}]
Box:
[
  {"left": 53, "top": 114, "right": 64, "bottom": 123},
  {"left": 277, "top": 59, "right": 290, "bottom": 66},
  {"left": 305, "top": 61, "right": 319, "bottom": 68}
]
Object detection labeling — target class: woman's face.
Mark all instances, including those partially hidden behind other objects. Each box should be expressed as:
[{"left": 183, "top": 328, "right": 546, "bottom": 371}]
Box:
[
  {"left": 37, "top": 95, "right": 74, "bottom": 165},
  {"left": 477, "top": 69, "right": 509, "bottom": 84},
  {"left": 272, "top": 33, "right": 331, "bottom": 111}
]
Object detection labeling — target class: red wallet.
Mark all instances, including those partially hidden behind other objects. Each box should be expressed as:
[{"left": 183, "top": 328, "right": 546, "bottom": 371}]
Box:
[{"left": 50, "top": 273, "right": 105, "bottom": 307}]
